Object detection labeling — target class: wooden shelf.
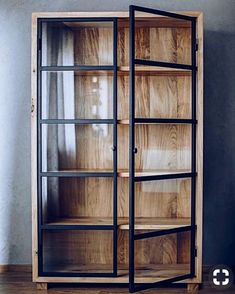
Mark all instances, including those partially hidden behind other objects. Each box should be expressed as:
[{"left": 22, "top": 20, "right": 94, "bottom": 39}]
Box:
[
  {"left": 118, "top": 66, "right": 191, "bottom": 76},
  {"left": 46, "top": 217, "right": 190, "bottom": 231},
  {"left": 117, "top": 119, "right": 192, "bottom": 124},
  {"left": 43, "top": 264, "right": 190, "bottom": 283},
  {"left": 118, "top": 169, "right": 191, "bottom": 178},
  {"left": 119, "top": 217, "right": 190, "bottom": 230},
  {"left": 44, "top": 169, "right": 191, "bottom": 178},
  {"left": 71, "top": 66, "right": 191, "bottom": 76}
]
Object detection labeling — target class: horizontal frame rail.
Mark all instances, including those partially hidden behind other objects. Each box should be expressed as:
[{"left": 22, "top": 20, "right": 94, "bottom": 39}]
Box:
[
  {"left": 40, "top": 272, "right": 116, "bottom": 278},
  {"left": 39, "top": 17, "right": 117, "bottom": 22},
  {"left": 135, "top": 118, "right": 197, "bottom": 124},
  {"left": 41, "top": 224, "right": 114, "bottom": 230},
  {"left": 134, "top": 225, "right": 194, "bottom": 241},
  {"left": 133, "top": 273, "right": 193, "bottom": 292},
  {"left": 40, "top": 119, "right": 114, "bottom": 124},
  {"left": 135, "top": 59, "right": 195, "bottom": 71},
  {"left": 40, "top": 65, "right": 114, "bottom": 71},
  {"left": 134, "top": 172, "right": 196, "bottom": 182},
  {"left": 40, "top": 172, "right": 114, "bottom": 177},
  {"left": 130, "top": 4, "right": 196, "bottom": 21}
]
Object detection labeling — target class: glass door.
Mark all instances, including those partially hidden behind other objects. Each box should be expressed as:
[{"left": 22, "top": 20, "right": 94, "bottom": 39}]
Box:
[
  {"left": 128, "top": 5, "right": 197, "bottom": 292},
  {"left": 37, "top": 17, "right": 118, "bottom": 277}
]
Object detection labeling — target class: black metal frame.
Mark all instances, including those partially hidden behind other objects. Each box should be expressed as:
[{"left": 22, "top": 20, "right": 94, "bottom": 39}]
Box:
[
  {"left": 37, "top": 17, "right": 118, "bottom": 278},
  {"left": 129, "top": 5, "right": 197, "bottom": 292}
]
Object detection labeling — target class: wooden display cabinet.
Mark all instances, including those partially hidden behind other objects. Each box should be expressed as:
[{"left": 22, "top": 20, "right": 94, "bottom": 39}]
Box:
[{"left": 31, "top": 5, "right": 203, "bottom": 293}]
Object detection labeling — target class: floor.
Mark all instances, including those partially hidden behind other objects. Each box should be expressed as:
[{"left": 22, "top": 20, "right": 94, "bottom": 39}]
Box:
[{"left": 1, "top": 270, "right": 235, "bottom": 294}]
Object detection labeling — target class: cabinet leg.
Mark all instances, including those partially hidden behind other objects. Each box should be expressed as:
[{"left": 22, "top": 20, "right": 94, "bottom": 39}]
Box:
[
  {"left": 187, "top": 283, "right": 199, "bottom": 293},
  {"left": 36, "top": 282, "right": 48, "bottom": 290}
]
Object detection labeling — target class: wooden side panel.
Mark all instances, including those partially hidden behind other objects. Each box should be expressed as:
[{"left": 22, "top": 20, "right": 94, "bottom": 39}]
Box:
[{"left": 31, "top": 14, "right": 38, "bottom": 282}]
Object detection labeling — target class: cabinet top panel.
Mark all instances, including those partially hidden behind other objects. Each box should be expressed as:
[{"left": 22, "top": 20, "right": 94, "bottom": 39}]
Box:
[{"left": 32, "top": 11, "right": 203, "bottom": 19}]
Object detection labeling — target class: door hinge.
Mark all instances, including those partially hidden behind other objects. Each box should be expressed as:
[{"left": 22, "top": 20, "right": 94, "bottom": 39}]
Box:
[
  {"left": 195, "top": 39, "right": 199, "bottom": 51},
  {"left": 38, "top": 38, "right": 42, "bottom": 51}
]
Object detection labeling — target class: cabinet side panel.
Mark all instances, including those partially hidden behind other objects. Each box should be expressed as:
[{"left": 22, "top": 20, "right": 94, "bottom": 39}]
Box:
[
  {"left": 196, "top": 12, "right": 203, "bottom": 283},
  {"left": 31, "top": 14, "right": 38, "bottom": 281}
]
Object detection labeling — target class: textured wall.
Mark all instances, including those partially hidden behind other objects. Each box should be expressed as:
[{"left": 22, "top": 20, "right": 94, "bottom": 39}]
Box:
[{"left": 0, "top": 0, "right": 235, "bottom": 265}]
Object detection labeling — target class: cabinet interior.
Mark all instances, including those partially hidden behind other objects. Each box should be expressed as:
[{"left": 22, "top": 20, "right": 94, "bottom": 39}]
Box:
[{"left": 40, "top": 15, "right": 194, "bottom": 281}]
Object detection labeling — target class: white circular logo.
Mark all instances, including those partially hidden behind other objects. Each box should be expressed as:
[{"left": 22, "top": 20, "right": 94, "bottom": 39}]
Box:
[{"left": 209, "top": 265, "right": 233, "bottom": 290}]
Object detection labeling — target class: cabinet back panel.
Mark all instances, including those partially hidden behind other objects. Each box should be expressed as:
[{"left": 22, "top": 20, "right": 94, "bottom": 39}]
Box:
[
  {"left": 118, "top": 231, "right": 190, "bottom": 266},
  {"left": 42, "top": 22, "right": 114, "bottom": 66},
  {"left": 42, "top": 124, "right": 113, "bottom": 171},
  {"left": 118, "top": 178, "right": 190, "bottom": 218},
  {"left": 118, "top": 75, "right": 191, "bottom": 120},
  {"left": 43, "top": 230, "right": 113, "bottom": 272},
  {"left": 42, "top": 177, "right": 113, "bottom": 221},
  {"left": 118, "top": 26, "right": 191, "bottom": 66},
  {"left": 118, "top": 125, "right": 191, "bottom": 171}
]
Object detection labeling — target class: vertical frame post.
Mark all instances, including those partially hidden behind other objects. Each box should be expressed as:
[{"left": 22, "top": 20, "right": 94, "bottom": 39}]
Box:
[
  {"left": 37, "top": 18, "right": 43, "bottom": 276},
  {"left": 190, "top": 18, "right": 197, "bottom": 277},
  {"left": 129, "top": 5, "right": 135, "bottom": 293},
  {"left": 112, "top": 18, "right": 118, "bottom": 276}
]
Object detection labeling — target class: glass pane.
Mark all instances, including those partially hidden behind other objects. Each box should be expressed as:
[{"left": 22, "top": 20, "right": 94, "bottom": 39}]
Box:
[
  {"left": 135, "top": 124, "right": 191, "bottom": 172},
  {"left": 134, "top": 70, "right": 192, "bottom": 119},
  {"left": 42, "top": 177, "right": 113, "bottom": 224},
  {"left": 134, "top": 12, "right": 192, "bottom": 65},
  {"left": 41, "top": 71, "right": 113, "bottom": 119},
  {"left": 41, "top": 124, "right": 113, "bottom": 171},
  {"left": 43, "top": 230, "right": 113, "bottom": 273},
  {"left": 134, "top": 231, "right": 191, "bottom": 283},
  {"left": 41, "top": 21, "right": 113, "bottom": 66},
  {"left": 134, "top": 179, "right": 191, "bottom": 221}
]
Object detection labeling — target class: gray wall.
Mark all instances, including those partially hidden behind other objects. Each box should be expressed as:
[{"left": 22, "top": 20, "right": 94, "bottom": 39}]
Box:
[{"left": 0, "top": 0, "right": 235, "bottom": 265}]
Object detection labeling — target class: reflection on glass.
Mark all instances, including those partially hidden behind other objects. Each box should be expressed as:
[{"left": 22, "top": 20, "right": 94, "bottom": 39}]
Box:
[
  {"left": 43, "top": 230, "right": 113, "bottom": 273},
  {"left": 135, "top": 179, "right": 191, "bottom": 218},
  {"left": 135, "top": 75, "right": 191, "bottom": 119},
  {"left": 134, "top": 231, "right": 191, "bottom": 280},
  {"left": 41, "top": 21, "right": 113, "bottom": 66},
  {"left": 135, "top": 125, "right": 191, "bottom": 172},
  {"left": 42, "top": 177, "right": 113, "bottom": 223},
  {"left": 41, "top": 124, "right": 113, "bottom": 171},
  {"left": 41, "top": 71, "right": 113, "bottom": 119},
  {"left": 134, "top": 12, "right": 192, "bottom": 65}
]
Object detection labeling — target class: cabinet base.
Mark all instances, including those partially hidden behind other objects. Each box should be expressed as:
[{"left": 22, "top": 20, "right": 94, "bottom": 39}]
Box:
[
  {"left": 36, "top": 282, "right": 48, "bottom": 290},
  {"left": 187, "top": 283, "right": 199, "bottom": 293}
]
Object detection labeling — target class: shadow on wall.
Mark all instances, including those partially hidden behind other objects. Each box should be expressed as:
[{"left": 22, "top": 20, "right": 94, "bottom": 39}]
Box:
[{"left": 203, "top": 29, "right": 235, "bottom": 266}]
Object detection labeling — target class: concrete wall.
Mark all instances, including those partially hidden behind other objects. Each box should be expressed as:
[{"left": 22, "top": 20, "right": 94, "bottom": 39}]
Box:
[{"left": 0, "top": 0, "right": 235, "bottom": 265}]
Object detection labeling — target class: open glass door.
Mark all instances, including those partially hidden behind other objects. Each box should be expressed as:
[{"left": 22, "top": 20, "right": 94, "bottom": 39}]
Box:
[{"left": 128, "top": 5, "right": 197, "bottom": 292}]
